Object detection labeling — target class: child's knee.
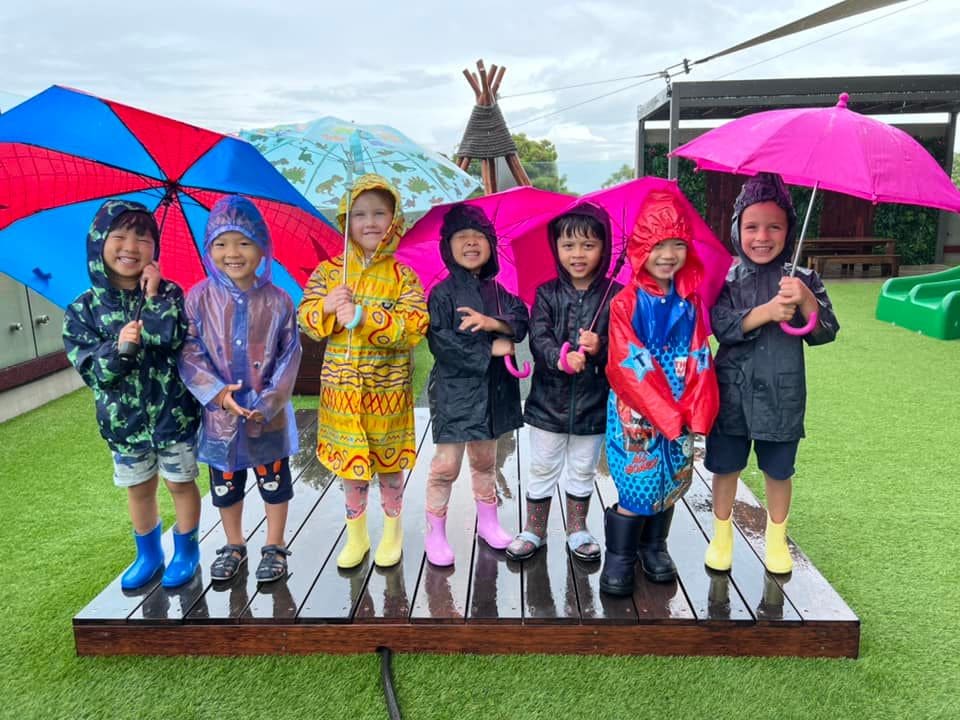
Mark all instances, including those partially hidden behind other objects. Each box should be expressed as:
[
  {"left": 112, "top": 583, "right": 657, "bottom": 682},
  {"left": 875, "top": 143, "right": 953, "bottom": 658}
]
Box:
[
  {"left": 255, "top": 459, "right": 293, "bottom": 505},
  {"left": 210, "top": 468, "right": 245, "bottom": 508},
  {"left": 429, "top": 455, "right": 460, "bottom": 483}
]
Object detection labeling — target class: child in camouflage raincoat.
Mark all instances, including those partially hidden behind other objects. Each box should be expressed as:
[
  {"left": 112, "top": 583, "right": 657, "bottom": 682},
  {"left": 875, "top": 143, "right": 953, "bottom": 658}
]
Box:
[{"left": 63, "top": 200, "right": 202, "bottom": 591}]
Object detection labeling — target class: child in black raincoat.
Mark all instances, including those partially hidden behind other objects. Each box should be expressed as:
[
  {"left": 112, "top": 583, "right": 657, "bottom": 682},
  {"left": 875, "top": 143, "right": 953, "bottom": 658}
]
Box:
[
  {"left": 704, "top": 173, "right": 838, "bottom": 575},
  {"left": 424, "top": 204, "right": 529, "bottom": 567}
]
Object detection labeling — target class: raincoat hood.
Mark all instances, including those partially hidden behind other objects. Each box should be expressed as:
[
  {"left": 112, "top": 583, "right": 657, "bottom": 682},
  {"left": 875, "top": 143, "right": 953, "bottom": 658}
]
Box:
[
  {"left": 730, "top": 172, "right": 798, "bottom": 269},
  {"left": 627, "top": 191, "right": 704, "bottom": 298},
  {"left": 87, "top": 199, "right": 159, "bottom": 292},
  {"left": 337, "top": 174, "right": 405, "bottom": 263},
  {"left": 203, "top": 195, "right": 272, "bottom": 290},
  {"left": 438, "top": 203, "right": 500, "bottom": 281},
  {"left": 546, "top": 201, "right": 613, "bottom": 290}
]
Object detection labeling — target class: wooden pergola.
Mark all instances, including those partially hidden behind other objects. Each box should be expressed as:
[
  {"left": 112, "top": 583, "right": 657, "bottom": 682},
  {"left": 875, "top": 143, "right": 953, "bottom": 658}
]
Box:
[{"left": 636, "top": 75, "right": 960, "bottom": 261}]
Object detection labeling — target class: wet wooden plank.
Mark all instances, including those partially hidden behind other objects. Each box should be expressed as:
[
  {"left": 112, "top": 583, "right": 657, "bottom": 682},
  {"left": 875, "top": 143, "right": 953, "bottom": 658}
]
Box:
[
  {"left": 468, "top": 431, "right": 523, "bottom": 623},
  {"left": 684, "top": 469, "right": 803, "bottom": 624},
  {"left": 698, "top": 460, "right": 859, "bottom": 626},
  {"left": 594, "top": 449, "right": 695, "bottom": 624},
  {"left": 410, "top": 420, "right": 479, "bottom": 624},
  {"left": 187, "top": 459, "right": 331, "bottom": 623},
  {"left": 241, "top": 459, "right": 341, "bottom": 622},
  {"left": 354, "top": 413, "right": 432, "bottom": 623}
]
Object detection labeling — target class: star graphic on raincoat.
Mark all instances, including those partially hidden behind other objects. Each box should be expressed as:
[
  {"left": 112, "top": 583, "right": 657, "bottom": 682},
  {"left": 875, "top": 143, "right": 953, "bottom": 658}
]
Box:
[
  {"left": 689, "top": 346, "right": 711, "bottom": 373},
  {"left": 622, "top": 342, "right": 654, "bottom": 382}
]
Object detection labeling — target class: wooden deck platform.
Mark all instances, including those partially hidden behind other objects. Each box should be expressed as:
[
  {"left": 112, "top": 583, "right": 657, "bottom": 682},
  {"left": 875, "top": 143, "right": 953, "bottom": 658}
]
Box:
[{"left": 74, "top": 410, "right": 859, "bottom": 658}]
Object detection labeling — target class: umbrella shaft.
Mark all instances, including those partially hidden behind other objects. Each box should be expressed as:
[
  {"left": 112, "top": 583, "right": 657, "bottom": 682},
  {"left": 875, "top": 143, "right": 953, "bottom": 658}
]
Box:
[{"left": 790, "top": 182, "right": 818, "bottom": 278}]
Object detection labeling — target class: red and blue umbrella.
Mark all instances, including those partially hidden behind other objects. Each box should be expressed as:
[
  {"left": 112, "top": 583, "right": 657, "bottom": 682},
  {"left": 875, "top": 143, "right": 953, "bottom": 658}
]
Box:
[{"left": 0, "top": 86, "right": 342, "bottom": 308}]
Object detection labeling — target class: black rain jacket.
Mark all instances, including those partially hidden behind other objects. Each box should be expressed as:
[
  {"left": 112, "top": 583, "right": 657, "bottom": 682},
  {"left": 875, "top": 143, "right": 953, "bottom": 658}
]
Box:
[
  {"left": 711, "top": 202, "right": 838, "bottom": 442},
  {"left": 523, "top": 202, "right": 623, "bottom": 436},
  {"left": 427, "top": 229, "right": 530, "bottom": 443}
]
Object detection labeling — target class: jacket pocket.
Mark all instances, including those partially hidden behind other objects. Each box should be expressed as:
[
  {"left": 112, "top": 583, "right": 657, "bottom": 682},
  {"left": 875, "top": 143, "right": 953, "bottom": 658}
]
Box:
[{"left": 776, "top": 372, "right": 803, "bottom": 409}]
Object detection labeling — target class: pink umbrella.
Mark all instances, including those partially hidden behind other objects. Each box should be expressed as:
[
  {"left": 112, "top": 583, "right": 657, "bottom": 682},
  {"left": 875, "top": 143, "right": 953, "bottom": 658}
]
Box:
[
  {"left": 396, "top": 185, "right": 573, "bottom": 377},
  {"left": 672, "top": 92, "right": 960, "bottom": 335},
  {"left": 510, "top": 177, "right": 732, "bottom": 372}
]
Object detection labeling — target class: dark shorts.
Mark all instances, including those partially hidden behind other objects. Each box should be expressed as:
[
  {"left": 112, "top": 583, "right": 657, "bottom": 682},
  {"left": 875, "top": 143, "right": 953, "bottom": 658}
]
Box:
[
  {"left": 209, "top": 457, "right": 293, "bottom": 508},
  {"left": 704, "top": 431, "right": 798, "bottom": 481}
]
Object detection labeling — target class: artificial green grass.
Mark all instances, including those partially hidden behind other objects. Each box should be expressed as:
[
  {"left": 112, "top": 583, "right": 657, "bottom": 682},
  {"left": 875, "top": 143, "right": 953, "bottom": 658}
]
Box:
[{"left": 1, "top": 281, "right": 958, "bottom": 719}]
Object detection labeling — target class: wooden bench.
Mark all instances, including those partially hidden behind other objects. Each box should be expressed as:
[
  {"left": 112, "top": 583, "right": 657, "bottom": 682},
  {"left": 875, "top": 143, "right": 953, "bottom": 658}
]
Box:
[{"left": 808, "top": 253, "right": 900, "bottom": 277}]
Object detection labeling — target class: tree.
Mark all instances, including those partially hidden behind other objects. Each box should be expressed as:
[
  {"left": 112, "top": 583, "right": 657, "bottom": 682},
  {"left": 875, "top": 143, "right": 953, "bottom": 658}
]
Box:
[
  {"left": 602, "top": 164, "right": 634, "bottom": 188},
  {"left": 461, "top": 133, "right": 571, "bottom": 194},
  {"left": 953, "top": 153, "right": 960, "bottom": 188}
]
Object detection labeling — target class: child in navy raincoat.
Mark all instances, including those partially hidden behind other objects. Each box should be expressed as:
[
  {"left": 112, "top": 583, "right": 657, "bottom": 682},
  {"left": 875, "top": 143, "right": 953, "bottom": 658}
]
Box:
[
  {"left": 703, "top": 173, "right": 837, "bottom": 576},
  {"left": 600, "top": 190, "right": 719, "bottom": 596},
  {"left": 179, "top": 196, "right": 302, "bottom": 583}
]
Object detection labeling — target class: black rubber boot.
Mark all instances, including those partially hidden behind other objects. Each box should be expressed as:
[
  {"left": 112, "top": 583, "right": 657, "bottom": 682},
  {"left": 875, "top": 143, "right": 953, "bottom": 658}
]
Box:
[
  {"left": 599, "top": 505, "right": 643, "bottom": 596},
  {"left": 638, "top": 505, "right": 677, "bottom": 583}
]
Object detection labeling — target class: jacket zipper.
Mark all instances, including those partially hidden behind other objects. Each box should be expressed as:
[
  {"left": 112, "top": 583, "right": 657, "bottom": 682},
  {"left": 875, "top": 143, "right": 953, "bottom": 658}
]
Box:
[{"left": 568, "top": 291, "right": 584, "bottom": 435}]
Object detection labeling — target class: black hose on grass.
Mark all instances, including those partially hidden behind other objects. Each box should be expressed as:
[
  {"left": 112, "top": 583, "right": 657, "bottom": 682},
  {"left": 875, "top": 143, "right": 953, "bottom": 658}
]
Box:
[{"left": 377, "top": 646, "right": 402, "bottom": 720}]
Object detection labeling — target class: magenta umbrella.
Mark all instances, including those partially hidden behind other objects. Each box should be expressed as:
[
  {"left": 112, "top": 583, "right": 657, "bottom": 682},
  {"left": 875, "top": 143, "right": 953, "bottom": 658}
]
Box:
[
  {"left": 396, "top": 185, "right": 573, "bottom": 377},
  {"left": 510, "top": 177, "right": 732, "bottom": 372},
  {"left": 672, "top": 92, "right": 960, "bottom": 335}
]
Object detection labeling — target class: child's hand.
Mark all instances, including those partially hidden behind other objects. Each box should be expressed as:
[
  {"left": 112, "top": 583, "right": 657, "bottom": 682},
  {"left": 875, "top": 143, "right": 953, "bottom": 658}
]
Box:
[
  {"left": 491, "top": 338, "right": 514, "bottom": 357},
  {"left": 336, "top": 302, "right": 361, "bottom": 328},
  {"left": 764, "top": 295, "right": 797, "bottom": 323},
  {"left": 561, "top": 350, "right": 586, "bottom": 373},
  {"left": 247, "top": 410, "right": 265, "bottom": 424},
  {"left": 118, "top": 320, "right": 142, "bottom": 347},
  {"left": 140, "top": 263, "right": 161, "bottom": 298},
  {"left": 323, "top": 285, "right": 353, "bottom": 315},
  {"left": 457, "top": 307, "right": 496, "bottom": 333},
  {"left": 215, "top": 381, "right": 253, "bottom": 419},
  {"left": 578, "top": 329, "right": 600, "bottom": 356},
  {"left": 778, "top": 277, "right": 817, "bottom": 316}
]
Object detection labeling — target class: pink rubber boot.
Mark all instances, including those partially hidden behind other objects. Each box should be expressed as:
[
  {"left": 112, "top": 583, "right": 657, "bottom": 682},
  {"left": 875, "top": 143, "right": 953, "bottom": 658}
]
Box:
[
  {"left": 476, "top": 499, "right": 512, "bottom": 550},
  {"left": 425, "top": 511, "right": 455, "bottom": 567}
]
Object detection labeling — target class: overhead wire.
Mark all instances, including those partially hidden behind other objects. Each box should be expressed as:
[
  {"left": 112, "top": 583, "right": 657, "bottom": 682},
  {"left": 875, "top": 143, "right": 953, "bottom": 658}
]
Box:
[{"left": 501, "top": 0, "right": 926, "bottom": 131}]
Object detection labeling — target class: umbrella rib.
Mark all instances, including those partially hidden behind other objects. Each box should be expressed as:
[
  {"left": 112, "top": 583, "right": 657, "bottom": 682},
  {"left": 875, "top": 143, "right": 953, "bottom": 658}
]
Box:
[{"left": 106, "top": 99, "right": 168, "bottom": 182}]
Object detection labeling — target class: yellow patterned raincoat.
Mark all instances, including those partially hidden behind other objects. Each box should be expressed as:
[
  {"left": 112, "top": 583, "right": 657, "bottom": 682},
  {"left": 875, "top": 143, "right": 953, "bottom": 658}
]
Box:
[{"left": 298, "top": 175, "right": 429, "bottom": 481}]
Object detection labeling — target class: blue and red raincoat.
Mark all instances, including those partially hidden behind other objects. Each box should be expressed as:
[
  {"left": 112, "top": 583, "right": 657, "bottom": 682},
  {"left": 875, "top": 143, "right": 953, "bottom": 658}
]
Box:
[
  {"left": 178, "top": 196, "right": 302, "bottom": 471},
  {"left": 605, "top": 191, "right": 719, "bottom": 515}
]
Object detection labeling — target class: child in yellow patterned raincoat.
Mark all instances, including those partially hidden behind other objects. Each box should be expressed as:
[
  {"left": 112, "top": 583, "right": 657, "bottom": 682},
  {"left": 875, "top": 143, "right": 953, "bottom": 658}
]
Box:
[{"left": 298, "top": 175, "right": 428, "bottom": 569}]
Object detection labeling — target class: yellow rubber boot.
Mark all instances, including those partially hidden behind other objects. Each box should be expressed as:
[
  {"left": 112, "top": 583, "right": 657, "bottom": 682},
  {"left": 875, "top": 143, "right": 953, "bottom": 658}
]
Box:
[
  {"left": 764, "top": 513, "right": 793, "bottom": 574},
  {"left": 374, "top": 513, "right": 403, "bottom": 568},
  {"left": 336, "top": 513, "right": 371, "bottom": 569},
  {"left": 704, "top": 514, "right": 733, "bottom": 572}
]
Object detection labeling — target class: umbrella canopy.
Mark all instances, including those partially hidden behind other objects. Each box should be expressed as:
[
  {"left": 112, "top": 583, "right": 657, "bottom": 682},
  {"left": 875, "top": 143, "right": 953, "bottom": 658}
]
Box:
[
  {"left": 239, "top": 116, "right": 481, "bottom": 214},
  {"left": 394, "top": 185, "right": 573, "bottom": 302},
  {"left": 510, "top": 177, "right": 732, "bottom": 310},
  {"left": 671, "top": 92, "right": 960, "bottom": 213},
  {"left": 0, "top": 86, "right": 341, "bottom": 308}
]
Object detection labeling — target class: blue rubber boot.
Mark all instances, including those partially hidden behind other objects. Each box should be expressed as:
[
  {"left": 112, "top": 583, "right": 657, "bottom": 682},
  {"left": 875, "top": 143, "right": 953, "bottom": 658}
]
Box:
[
  {"left": 121, "top": 521, "right": 164, "bottom": 591},
  {"left": 162, "top": 525, "right": 200, "bottom": 588}
]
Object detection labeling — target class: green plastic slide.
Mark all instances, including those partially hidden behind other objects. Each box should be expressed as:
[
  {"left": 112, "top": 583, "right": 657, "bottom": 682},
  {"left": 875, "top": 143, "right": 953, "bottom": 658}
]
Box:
[{"left": 875, "top": 265, "right": 960, "bottom": 340}]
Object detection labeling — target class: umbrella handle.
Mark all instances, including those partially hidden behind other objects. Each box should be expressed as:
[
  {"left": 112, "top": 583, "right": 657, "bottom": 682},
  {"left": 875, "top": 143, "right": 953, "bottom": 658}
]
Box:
[
  {"left": 780, "top": 310, "right": 818, "bottom": 337},
  {"left": 558, "top": 342, "right": 585, "bottom": 375},
  {"left": 504, "top": 355, "right": 531, "bottom": 379}
]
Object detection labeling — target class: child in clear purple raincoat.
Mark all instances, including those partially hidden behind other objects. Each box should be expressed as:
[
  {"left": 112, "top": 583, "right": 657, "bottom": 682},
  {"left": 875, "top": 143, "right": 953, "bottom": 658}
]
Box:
[{"left": 178, "top": 196, "right": 302, "bottom": 583}]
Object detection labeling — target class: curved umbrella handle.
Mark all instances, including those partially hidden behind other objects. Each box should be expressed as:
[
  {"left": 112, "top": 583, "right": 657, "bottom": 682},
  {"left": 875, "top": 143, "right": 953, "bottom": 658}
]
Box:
[
  {"left": 780, "top": 310, "right": 818, "bottom": 337},
  {"left": 504, "top": 355, "right": 531, "bottom": 379},
  {"left": 558, "top": 341, "right": 585, "bottom": 375}
]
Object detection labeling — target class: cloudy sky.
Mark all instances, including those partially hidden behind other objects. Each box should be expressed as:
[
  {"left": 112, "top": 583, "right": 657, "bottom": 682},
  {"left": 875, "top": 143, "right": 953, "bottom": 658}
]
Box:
[{"left": 1, "top": 0, "right": 957, "bottom": 191}]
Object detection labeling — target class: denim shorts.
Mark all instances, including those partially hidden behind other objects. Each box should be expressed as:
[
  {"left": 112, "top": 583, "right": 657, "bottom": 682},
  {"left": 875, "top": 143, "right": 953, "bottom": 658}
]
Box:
[
  {"left": 704, "top": 431, "right": 798, "bottom": 482},
  {"left": 112, "top": 440, "right": 199, "bottom": 488}
]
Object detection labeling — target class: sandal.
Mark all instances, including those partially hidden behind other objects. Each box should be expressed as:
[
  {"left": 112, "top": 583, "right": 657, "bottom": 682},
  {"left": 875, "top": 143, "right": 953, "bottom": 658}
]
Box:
[
  {"left": 505, "top": 531, "right": 545, "bottom": 561},
  {"left": 210, "top": 544, "right": 247, "bottom": 581},
  {"left": 567, "top": 530, "right": 601, "bottom": 562},
  {"left": 256, "top": 544, "right": 291, "bottom": 583}
]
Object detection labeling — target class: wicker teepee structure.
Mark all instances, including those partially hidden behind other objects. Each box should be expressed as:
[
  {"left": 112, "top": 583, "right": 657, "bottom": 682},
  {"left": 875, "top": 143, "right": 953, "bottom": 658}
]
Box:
[{"left": 455, "top": 60, "right": 531, "bottom": 194}]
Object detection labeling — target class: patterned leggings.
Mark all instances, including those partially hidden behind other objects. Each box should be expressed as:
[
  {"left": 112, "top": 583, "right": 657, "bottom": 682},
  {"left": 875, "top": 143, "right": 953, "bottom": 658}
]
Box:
[{"left": 343, "top": 472, "right": 404, "bottom": 519}]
